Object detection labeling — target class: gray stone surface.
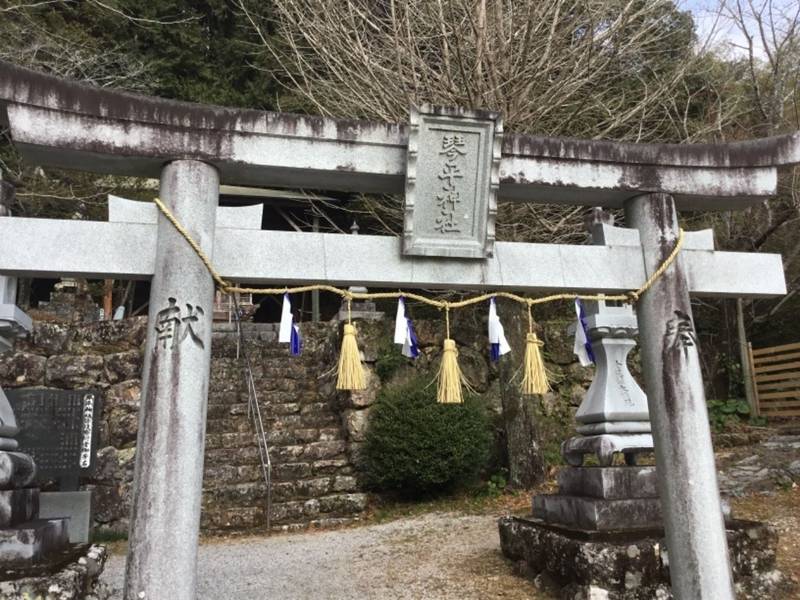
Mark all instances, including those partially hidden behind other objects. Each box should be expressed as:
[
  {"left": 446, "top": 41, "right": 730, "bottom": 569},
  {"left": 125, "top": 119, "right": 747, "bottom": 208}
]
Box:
[
  {"left": 626, "top": 193, "right": 735, "bottom": 599},
  {"left": 0, "top": 217, "right": 786, "bottom": 297},
  {"left": 0, "top": 518, "right": 68, "bottom": 563},
  {"left": 0, "top": 488, "right": 38, "bottom": 527},
  {"left": 498, "top": 516, "right": 788, "bottom": 600},
  {"left": 403, "top": 105, "right": 501, "bottom": 259},
  {"left": 575, "top": 300, "right": 649, "bottom": 428},
  {"left": 557, "top": 467, "right": 658, "bottom": 500},
  {"left": 533, "top": 495, "right": 663, "bottom": 531},
  {"left": 3, "top": 62, "right": 800, "bottom": 209},
  {"left": 39, "top": 491, "right": 92, "bottom": 543},
  {"left": 125, "top": 160, "right": 219, "bottom": 600},
  {"left": 0, "top": 543, "right": 109, "bottom": 599},
  {"left": 716, "top": 435, "right": 800, "bottom": 496},
  {"left": 0, "top": 184, "right": 30, "bottom": 445},
  {"left": 562, "top": 433, "right": 654, "bottom": 467},
  {"left": 108, "top": 194, "right": 263, "bottom": 230}
]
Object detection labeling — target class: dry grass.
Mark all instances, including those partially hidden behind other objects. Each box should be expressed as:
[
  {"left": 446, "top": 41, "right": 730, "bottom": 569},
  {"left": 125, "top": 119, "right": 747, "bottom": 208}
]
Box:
[{"left": 732, "top": 486, "right": 800, "bottom": 591}]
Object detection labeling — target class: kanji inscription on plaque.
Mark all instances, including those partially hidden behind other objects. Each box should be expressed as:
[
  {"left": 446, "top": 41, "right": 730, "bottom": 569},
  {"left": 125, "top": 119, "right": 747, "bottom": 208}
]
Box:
[
  {"left": 6, "top": 388, "right": 101, "bottom": 489},
  {"left": 403, "top": 105, "right": 502, "bottom": 259}
]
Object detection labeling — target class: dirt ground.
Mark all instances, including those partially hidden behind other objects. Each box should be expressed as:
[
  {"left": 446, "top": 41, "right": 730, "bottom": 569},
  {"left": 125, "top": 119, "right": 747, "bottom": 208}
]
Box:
[
  {"left": 102, "top": 496, "right": 546, "bottom": 599},
  {"left": 732, "top": 487, "right": 800, "bottom": 591},
  {"left": 101, "top": 430, "right": 800, "bottom": 599}
]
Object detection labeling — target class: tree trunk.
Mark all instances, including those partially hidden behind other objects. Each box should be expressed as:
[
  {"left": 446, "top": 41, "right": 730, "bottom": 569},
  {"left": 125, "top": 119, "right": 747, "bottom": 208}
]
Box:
[{"left": 498, "top": 303, "right": 545, "bottom": 488}]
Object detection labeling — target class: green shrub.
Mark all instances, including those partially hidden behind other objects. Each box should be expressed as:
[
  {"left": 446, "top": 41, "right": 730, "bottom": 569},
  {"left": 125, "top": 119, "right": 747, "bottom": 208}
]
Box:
[
  {"left": 707, "top": 398, "right": 750, "bottom": 431},
  {"left": 374, "top": 340, "right": 406, "bottom": 381},
  {"left": 361, "top": 376, "right": 491, "bottom": 496}
]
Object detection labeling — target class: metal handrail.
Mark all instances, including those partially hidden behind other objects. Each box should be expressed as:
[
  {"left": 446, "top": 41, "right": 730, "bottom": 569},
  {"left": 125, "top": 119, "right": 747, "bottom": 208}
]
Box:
[{"left": 232, "top": 296, "right": 273, "bottom": 532}]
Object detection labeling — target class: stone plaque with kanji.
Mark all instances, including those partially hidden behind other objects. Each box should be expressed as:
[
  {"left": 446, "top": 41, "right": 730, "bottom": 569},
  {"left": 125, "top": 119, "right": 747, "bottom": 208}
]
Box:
[
  {"left": 6, "top": 388, "right": 101, "bottom": 490},
  {"left": 403, "top": 105, "right": 502, "bottom": 259}
]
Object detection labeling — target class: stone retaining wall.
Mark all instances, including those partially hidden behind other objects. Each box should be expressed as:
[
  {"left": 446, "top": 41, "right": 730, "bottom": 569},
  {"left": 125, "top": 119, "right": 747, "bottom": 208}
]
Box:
[
  {"left": 0, "top": 308, "right": 592, "bottom": 538},
  {"left": 0, "top": 317, "right": 372, "bottom": 536}
]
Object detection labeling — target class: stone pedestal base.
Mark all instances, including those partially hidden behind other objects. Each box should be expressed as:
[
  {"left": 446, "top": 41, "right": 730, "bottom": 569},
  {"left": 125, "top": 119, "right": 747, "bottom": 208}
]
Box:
[
  {"left": 0, "top": 452, "right": 36, "bottom": 489},
  {"left": 558, "top": 466, "right": 658, "bottom": 499},
  {"left": 533, "top": 466, "right": 732, "bottom": 533},
  {"left": 0, "top": 543, "right": 110, "bottom": 599},
  {"left": 533, "top": 495, "right": 662, "bottom": 531},
  {"left": 40, "top": 491, "right": 92, "bottom": 543},
  {"left": 562, "top": 434, "right": 653, "bottom": 467},
  {"left": 0, "top": 518, "right": 70, "bottom": 564},
  {"left": 337, "top": 301, "right": 382, "bottom": 322},
  {"left": 498, "top": 516, "right": 789, "bottom": 599}
]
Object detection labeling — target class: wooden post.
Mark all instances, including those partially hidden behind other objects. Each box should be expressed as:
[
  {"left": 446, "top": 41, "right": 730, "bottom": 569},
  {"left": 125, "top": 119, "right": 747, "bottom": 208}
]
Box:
[
  {"left": 747, "top": 341, "right": 760, "bottom": 417},
  {"left": 103, "top": 279, "right": 113, "bottom": 320},
  {"left": 737, "top": 298, "right": 757, "bottom": 416}
]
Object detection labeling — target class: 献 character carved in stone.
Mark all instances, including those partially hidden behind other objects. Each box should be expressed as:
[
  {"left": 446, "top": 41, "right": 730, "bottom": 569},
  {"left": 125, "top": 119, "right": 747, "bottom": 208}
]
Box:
[
  {"left": 154, "top": 298, "right": 206, "bottom": 351},
  {"left": 180, "top": 303, "right": 206, "bottom": 349},
  {"left": 154, "top": 297, "right": 182, "bottom": 350}
]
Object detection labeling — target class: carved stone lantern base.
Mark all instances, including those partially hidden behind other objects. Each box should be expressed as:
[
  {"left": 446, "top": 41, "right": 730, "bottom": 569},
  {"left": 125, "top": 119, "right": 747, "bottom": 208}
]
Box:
[{"left": 562, "top": 433, "right": 654, "bottom": 467}]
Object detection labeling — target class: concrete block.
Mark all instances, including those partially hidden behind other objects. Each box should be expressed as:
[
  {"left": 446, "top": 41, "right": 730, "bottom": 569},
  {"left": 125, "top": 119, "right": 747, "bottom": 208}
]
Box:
[
  {"left": 108, "top": 194, "right": 263, "bottom": 229},
  {"left": 0, "top": 517, "right": 69, "bottom": 563},
  {"left": 0, "top": 488, "right": 38, "bottom": 527},
  {"left": 532, "top": 494, "right": 662, "bottom": 531},
  {"left": 557, "top": 467, "right": 658, "bottom": 500},
  {"left": 39, "top": 491, "right": 92, "bottom": 543}
]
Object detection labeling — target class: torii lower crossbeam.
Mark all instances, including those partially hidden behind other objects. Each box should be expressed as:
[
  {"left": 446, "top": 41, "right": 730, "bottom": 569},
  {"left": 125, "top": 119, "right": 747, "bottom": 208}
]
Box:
[{"left": 0, "top": 217, "right": 785, "bottom": 299}]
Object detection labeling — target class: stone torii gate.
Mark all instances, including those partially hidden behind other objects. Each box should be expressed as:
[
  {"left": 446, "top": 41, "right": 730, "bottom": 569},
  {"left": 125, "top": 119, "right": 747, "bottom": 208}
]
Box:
[{"left": 0, "top": 62, "right": 797, "bottom": 599}]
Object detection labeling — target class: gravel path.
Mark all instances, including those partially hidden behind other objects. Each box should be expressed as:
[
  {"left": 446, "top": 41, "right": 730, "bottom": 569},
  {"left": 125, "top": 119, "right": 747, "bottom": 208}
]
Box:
[{"left": 101, "top": 512, "right": 543, "bottom": 599}]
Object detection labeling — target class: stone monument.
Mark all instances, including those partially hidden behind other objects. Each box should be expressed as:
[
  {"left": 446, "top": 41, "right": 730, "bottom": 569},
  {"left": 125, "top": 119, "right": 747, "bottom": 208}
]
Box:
[
  {"left": 6, "top": 388, "right": 101, "bottom": 543},
  {"left": 0, "top": 179, "right": 107, "bottom": 598}
]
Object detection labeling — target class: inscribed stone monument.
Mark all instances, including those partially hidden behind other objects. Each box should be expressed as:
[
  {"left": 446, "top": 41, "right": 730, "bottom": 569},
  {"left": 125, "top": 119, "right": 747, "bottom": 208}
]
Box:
[
  {"left": 6, "top": 389, "right": 100, "bottom": 490},
  {"left": 403, "top": 105, "right": 501, "bottom": 259}
]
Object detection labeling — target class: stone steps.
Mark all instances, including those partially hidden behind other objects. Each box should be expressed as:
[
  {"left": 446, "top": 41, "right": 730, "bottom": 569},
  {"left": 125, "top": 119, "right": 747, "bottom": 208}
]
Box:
[
  {"left": 204, "top": 440, "right": 348, "bottom": 469},
  {"left": 206, "top": 386, "right": 322, "bottom": 404},
  {"left": 202, "top": 475, "right": 360, "bottom": 505},
  {"left": 200, "top": 493, "right": 368, "bottom": 531},
  {"left": 197, "top": 325, "right": 363, "bottom": 533}
]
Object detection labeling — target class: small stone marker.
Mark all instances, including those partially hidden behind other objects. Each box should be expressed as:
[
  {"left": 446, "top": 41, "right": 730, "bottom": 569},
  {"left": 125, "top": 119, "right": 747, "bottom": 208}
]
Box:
[
  {"left": 6, "top": 389, "right": 101, "bottom": 490},
  {"left": 403, "top": 105, "right": 502, "bottom": 259},
  {"left": 39, "top": 490, "right": 92, "bottom": 543}
]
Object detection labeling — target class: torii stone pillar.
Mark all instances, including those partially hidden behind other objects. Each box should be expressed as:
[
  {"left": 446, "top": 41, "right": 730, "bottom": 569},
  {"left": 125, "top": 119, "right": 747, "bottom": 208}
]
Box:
[
  {"left": 124, "top": 160, "right": 219, "bottom": 600},
  {"left": 625, "top": 193, "right": 734, "bottom": 599}
]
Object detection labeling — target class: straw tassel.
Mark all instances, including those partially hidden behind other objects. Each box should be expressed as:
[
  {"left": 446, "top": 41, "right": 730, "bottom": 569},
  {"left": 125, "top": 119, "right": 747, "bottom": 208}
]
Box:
[
  {"left": 522, "top": 332, "right": 550, "bottom": 396},
  {"left": 336, "top": 323, "right": 366, "bottom": 390},
  {"left": 437, "top": 338, "right": 464, "bottom": 404},
  {"left": 436, "top": 306, "right": 466, "bottom": 404},
  {"left": 521, "top": 304, "right": 550, "bottom": 396}
]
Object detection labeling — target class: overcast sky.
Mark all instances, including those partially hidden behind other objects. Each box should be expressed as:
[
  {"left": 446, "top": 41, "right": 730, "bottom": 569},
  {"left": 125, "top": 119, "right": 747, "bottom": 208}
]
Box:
[{"left": 683, "top": 0, "right": 799, "bottom": 60}]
